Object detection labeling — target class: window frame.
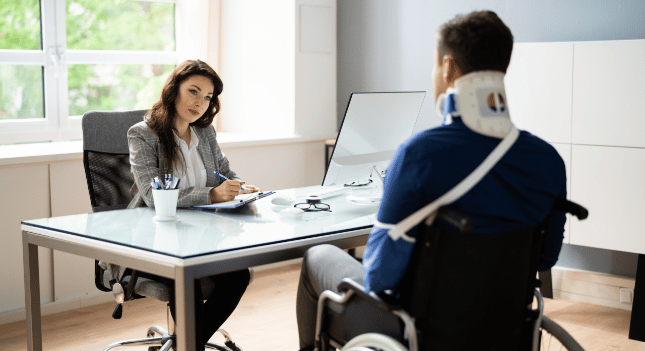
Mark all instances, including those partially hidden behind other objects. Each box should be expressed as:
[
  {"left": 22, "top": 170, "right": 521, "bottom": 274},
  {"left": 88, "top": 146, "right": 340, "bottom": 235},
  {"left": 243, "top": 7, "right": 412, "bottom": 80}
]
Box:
[{"left": 0, "top": 0, "right": 178, "bottom": 145}]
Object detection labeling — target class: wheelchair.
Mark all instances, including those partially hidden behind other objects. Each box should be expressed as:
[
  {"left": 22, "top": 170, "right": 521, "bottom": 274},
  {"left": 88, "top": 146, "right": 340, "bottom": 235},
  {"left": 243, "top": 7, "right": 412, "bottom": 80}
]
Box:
[{"left": 312, "top": 199, "right": 588, "bottom": 351}]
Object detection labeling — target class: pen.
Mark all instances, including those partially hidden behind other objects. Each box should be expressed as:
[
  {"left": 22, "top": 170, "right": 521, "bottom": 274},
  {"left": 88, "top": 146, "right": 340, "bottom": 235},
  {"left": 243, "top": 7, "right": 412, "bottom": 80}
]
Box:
[
  {"left": 165, "top": 174, "right": 174, "bottom": 190},
  {"left": 214, "top": 171, "right": 245, "bottom": 191}
]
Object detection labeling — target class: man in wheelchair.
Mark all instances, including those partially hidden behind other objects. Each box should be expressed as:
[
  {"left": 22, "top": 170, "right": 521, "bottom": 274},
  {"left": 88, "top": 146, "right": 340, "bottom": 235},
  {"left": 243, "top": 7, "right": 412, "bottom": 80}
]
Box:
[{"left": 296, "top": 10, "right": 580, "bottom": 351}]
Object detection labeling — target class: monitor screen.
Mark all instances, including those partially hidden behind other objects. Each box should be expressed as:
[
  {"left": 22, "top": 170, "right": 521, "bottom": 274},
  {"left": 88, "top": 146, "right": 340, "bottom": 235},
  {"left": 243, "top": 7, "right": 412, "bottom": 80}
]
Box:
[{"left": 323, "top": 92, "right": 426, "bottom": 186}]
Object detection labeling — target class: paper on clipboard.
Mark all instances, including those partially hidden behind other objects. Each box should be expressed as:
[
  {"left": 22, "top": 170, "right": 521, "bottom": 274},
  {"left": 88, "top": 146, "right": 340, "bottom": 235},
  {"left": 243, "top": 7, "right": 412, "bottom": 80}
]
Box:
[{"left": 192, "top": 191, "right": 275, "bottom": 209}]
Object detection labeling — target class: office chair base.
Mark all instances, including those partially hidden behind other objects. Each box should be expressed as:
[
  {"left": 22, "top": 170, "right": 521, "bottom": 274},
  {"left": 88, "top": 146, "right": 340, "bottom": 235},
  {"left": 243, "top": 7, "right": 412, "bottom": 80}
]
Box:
[
  {"left": 146, "top": 324, "right": 240, "bottom": 351},
  {"left": 99, "top": 325, "right": 234, "bottom": 351},
  {"left": 102, "top": 335, "right": 170, "bottom": 351}
]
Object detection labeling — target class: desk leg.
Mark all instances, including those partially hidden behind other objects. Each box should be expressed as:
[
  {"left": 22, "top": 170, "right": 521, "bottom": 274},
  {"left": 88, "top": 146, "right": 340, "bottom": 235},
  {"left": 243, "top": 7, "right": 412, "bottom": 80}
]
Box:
[
  {"left": 629, "top": 254, "right": 645, "bottom": 341},
  {"left": 175, "top": 267, "right": 197, "bottom": 351},
  {"left": 22, "top": 231, "right": 42, "bottom": 351}
]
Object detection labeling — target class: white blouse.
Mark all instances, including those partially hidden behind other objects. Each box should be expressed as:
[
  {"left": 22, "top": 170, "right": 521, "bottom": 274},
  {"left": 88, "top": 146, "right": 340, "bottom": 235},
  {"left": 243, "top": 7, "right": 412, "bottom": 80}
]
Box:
[{"left": 173, "top": 127, "right": 207, "bottom": 189}]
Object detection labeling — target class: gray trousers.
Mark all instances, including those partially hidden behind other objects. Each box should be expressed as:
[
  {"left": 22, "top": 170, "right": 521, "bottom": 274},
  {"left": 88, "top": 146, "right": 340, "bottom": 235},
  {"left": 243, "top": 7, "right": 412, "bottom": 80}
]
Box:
[{"left": 296, "top": 244, "right": 402, "bottom": 350}]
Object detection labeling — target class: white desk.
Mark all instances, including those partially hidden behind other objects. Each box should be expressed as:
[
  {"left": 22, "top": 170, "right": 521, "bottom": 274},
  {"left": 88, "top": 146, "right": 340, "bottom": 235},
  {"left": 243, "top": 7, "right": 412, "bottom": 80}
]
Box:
[{"left": 22, "top": 185, "right": 380, "bottom": 351}]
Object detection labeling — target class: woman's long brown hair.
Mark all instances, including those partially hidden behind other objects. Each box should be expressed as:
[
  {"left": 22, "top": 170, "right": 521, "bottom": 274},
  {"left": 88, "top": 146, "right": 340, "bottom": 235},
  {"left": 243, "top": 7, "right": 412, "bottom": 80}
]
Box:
[{"left": 145, "top": 59, "right": 223, "bottom": 174}]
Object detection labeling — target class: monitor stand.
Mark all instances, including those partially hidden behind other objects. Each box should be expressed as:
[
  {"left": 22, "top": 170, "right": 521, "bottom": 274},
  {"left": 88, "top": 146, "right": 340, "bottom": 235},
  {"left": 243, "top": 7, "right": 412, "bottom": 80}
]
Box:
[{"left": 346, "top": 166, "right": 384, "bottom": 205}]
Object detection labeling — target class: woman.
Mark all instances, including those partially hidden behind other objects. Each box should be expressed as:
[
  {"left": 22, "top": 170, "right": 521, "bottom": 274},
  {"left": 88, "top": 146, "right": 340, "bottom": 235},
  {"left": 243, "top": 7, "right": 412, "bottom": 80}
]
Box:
[{"left": 127, "top": 59, "right": 259, "bottom": 350}]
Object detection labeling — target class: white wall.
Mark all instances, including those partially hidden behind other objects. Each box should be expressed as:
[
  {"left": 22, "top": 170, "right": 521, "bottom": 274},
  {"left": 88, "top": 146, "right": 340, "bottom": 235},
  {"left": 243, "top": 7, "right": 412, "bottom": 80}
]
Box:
[
  {"left": 222, "top": 141, "right": 327, "bottom": 190},
  {"left": 295, "top": 0, "right": 337, "bottom": 138},
  {"left": 218, "top": 0, "right": 337, "bottom": 139},
  {"left": 218, "top": 0, "right": 296, "bottom": 135}
]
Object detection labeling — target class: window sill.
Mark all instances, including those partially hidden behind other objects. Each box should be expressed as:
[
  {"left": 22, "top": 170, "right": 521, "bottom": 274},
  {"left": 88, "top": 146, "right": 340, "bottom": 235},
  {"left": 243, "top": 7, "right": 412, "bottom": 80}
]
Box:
[{"left": 0, "top": 133, "right": 333, "bottom": 167}]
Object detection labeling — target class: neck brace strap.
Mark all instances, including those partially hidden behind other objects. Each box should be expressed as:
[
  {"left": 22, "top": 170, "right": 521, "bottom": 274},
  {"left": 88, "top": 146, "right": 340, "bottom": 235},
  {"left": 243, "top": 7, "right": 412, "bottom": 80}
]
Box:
[{"left": 374, "top": 125, "right": 519, "bottom": 242}]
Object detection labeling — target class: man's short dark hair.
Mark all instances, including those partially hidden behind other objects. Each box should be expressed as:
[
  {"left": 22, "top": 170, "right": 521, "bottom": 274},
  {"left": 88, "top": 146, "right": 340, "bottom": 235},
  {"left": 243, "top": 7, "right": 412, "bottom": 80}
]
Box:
[{"left": 437, "top": 10, "right": 514, "bottom": 74}]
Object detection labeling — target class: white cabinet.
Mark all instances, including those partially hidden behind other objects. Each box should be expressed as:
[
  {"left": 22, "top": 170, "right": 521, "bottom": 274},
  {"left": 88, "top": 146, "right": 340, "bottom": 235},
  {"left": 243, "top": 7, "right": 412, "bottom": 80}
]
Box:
[
  {"left": 572, "top": 40, "right": 645, "bottom": 147},
  {"left": 49, "top": 160, "right": 96, "bottom": 302},
  {"left": 507, "top": 39, "right": 645, "bottom": 255},
  {"left": 505, "top": 42, "right": 573, "bottom": 144},
  {"left": 0, "top": 164, "right": 54, "bottom": 312},
  {"left": 570, "top": 145, "right": 645, "bottom": 254}
]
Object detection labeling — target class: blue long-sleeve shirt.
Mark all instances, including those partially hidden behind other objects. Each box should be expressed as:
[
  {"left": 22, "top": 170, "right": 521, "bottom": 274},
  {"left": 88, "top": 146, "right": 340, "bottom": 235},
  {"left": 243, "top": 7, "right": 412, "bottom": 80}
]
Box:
[{"left": 363, "top": 117, "right": 567, "bottom": 293}]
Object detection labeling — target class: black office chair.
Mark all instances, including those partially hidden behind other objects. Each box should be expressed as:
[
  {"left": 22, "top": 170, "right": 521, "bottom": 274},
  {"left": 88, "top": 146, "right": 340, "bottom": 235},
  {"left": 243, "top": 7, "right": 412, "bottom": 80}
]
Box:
[
  {"left": 82, "top": 110, "right": 239, "bottom": 351},
  {"left": 314, "top": 200, "right": 588, "bottom": 351}
]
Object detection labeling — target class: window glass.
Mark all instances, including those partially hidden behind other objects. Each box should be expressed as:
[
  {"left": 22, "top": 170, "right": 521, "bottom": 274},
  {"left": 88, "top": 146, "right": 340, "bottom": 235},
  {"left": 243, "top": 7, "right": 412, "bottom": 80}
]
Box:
[
  {"left": 66, "top": 0, "right": 175, "bottom": 51},
  {"left": 68, "top": 64, "right": 174, "bottom": 116},
  {"left": 0, "top": 0, "right": 42, "bottom": 50},
  {"left": 0, "top": 65, "right": 44, "bottom": 120}
]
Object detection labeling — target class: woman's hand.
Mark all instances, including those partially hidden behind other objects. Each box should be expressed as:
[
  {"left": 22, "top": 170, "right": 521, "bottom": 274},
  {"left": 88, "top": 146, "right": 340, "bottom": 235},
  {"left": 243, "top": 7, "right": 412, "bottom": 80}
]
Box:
[
  {"left": 210, "top": 180, "right": 244, "bottom": 202},
  {"left": 240, "top": 184, "right": 261, "bottom": 194}
]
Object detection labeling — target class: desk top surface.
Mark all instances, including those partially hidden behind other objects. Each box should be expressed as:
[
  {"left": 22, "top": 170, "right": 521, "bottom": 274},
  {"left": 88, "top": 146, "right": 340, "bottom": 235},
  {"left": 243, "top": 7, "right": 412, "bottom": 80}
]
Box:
[{"left": 22, "top": 186, "right": 381, "bottom": 259}]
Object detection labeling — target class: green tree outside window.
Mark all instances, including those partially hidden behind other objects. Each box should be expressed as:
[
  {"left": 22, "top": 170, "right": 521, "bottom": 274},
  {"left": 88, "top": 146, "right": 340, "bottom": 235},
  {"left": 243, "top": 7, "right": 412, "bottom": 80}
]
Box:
[{"left": 0, "top": 0, "right": 176, "bottom": 120}]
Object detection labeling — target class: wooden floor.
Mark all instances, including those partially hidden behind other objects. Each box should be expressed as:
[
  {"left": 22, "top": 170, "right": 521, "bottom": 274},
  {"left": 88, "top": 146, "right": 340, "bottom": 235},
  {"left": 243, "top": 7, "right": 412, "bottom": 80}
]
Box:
[{"left": 1, "top": 263, "right": 642, "bottom": 351}]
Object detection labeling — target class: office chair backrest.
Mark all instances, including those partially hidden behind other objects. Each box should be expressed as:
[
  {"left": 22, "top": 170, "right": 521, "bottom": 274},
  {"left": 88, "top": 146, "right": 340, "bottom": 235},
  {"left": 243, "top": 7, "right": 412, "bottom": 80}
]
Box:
[
  {"left": 397, "top": 216, "right": 543, "bottom": 351},
  {"left": 82, "top": 110, "right": 146, "bottom": 212},
  {"left": 82, "top": 110, "right": 146, "bottom": 293}
]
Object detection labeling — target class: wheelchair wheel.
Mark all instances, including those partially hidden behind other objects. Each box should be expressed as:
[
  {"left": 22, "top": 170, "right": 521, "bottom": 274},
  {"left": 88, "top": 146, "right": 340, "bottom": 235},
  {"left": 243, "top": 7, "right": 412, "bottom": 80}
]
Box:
[
  {"left": 538, "top": 316, "right": 584, "bottom": 351},
  {"left": 340, "top": 333, "right": 408, "bottom": 351}
]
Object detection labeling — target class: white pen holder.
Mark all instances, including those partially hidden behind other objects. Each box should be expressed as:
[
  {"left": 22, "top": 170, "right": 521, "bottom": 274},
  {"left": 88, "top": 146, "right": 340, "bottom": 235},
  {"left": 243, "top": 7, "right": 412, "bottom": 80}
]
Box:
[{"left": 152, "top": 189, "right": 179, "bottom": 221}]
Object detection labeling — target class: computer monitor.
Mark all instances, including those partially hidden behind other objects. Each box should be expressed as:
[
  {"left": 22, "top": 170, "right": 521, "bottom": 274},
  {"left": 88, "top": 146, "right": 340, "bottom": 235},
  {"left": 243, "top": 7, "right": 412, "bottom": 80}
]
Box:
[{"left": 322, "top": 91, "right": 426, "bottom": 187}]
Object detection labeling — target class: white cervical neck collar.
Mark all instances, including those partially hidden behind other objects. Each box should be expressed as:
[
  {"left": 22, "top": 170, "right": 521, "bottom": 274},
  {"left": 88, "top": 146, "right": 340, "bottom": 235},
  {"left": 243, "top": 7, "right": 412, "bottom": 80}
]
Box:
[{"left": 437, "top": 70, "right": 514, "bottom": 139}]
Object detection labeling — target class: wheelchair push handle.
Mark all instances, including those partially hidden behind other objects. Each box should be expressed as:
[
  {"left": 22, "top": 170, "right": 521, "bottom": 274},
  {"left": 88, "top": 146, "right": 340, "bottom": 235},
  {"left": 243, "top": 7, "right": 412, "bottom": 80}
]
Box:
[
  {"left": 434, "top": 198, "right": 588, "bottom": 235},
  {"left": 553, "top": 198, "right": 588, "bottom": 220}
]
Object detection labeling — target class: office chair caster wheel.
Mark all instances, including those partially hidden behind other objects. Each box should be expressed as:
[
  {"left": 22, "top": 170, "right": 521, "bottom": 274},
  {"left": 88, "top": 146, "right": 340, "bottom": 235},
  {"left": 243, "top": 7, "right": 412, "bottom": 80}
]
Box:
[
  {"left": 217, "top": 329, "right": 242, "bottom": 351},
  {"left": 146, "top": 325, "right": 172, "bottom": 351},
  {"left": 203, "top": 329, "right": 241, "bottom": 351}
]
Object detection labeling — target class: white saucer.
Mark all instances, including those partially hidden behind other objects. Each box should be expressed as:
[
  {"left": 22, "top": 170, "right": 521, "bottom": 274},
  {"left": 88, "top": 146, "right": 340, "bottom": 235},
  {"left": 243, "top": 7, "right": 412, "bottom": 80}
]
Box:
[
  {"left": 153, "top": 215, "right": 177, "bottom": 222},
  {"left": 346, "top": 195, "right": 381, "bottom": 206}
]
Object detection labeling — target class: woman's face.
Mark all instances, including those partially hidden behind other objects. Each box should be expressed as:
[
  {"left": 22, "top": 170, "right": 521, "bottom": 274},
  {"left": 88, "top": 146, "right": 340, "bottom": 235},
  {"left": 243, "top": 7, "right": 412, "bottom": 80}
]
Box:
[{"left": 174, "top": 75, "right": 215, "bottom": 127}]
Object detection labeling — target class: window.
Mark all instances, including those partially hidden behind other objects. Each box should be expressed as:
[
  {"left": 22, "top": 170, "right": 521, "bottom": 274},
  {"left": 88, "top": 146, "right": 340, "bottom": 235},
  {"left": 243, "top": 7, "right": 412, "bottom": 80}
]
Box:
[{"left": 0, "top": 0, "right": 177, "bottom": 145}]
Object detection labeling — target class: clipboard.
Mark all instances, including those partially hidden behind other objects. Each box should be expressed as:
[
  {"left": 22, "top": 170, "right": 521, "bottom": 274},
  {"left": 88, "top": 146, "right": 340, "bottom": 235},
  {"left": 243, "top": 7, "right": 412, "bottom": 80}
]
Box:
[{"left": 192, "top": 191, "right": 276, "bottom": 209}]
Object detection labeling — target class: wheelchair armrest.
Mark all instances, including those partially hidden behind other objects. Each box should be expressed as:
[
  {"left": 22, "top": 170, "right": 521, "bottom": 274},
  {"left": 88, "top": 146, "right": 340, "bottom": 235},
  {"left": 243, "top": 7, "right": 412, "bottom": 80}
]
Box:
[{"left": 337, "top": 278, "right": 402, "bottom": 312}]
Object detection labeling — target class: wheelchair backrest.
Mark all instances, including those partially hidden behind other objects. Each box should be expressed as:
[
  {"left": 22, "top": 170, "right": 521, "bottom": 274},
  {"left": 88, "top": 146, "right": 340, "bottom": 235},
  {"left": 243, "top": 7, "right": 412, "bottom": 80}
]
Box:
[{"left": 397, "top": 220, "right": 543, "bottom": 351}]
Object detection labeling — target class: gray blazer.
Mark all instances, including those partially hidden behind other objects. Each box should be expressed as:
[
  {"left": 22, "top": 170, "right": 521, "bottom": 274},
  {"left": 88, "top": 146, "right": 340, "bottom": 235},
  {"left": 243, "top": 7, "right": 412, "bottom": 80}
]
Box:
[{"left": 127, "top": 121, "right": 239, "bottom": 208}]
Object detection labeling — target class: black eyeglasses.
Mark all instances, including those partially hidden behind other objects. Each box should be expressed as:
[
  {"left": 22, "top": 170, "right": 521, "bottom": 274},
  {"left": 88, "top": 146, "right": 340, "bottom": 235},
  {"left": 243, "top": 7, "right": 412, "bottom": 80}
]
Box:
[{"left": 294, "top": 202, "right": 331, "bottom": 212}]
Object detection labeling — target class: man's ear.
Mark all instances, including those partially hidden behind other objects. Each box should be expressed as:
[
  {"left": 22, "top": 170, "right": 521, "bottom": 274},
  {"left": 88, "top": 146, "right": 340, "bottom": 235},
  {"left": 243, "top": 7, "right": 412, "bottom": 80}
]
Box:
[{"left": 442, "top": 55, "right": 462, "bottom": 85}]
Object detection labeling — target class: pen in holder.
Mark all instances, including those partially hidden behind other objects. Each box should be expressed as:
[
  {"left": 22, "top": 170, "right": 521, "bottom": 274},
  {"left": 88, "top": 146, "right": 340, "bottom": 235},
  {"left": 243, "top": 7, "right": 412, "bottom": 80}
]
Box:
[{"left": 152, "top": 188, "right": 179, "bottom": 221}]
